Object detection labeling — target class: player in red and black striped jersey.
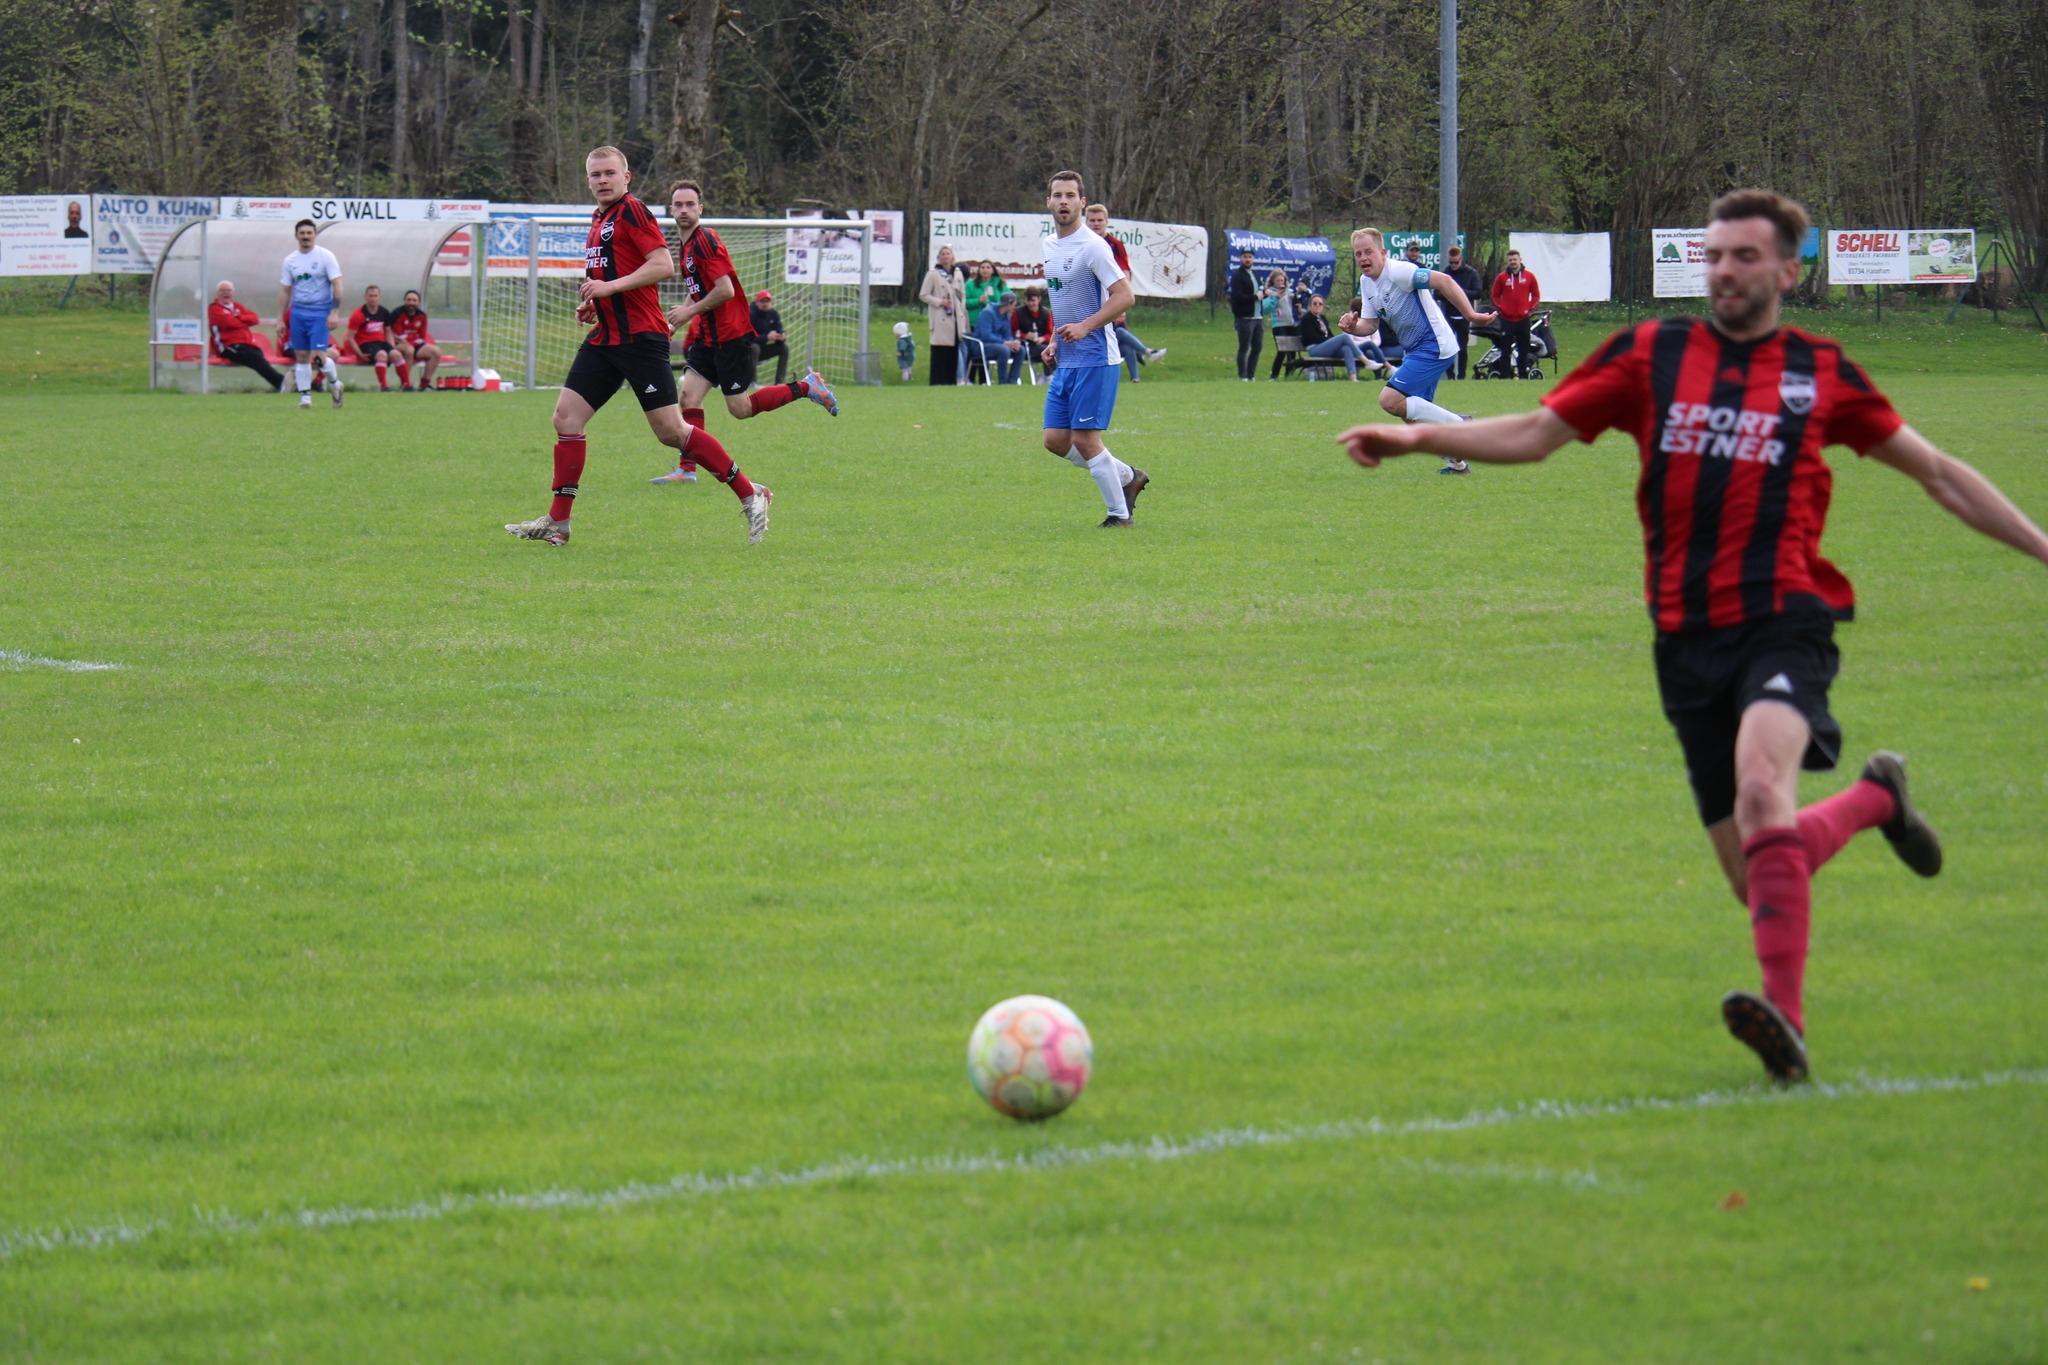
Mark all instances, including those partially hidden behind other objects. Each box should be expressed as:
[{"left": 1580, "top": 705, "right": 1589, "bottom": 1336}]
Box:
[
  {"left": 506, "top": 146, "right": 772, "bottom": 547},
  {"left": 1338, "top": 190, "right": 2048, "bottom": 1082},
  {"left": 648, "top": 180, "right": 838, "bottom": 487}
]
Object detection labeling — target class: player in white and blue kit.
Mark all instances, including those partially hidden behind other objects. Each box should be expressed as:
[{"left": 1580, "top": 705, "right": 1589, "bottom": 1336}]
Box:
[
  {"left": 1338, "top": 227, "right": 1496, "bottom": 474},
  {"left": 1039, "top": 170, "right": 1149, "bottom": 526},
  {"left": 278, "top": 218, "right": 344, "bottom": 409}
]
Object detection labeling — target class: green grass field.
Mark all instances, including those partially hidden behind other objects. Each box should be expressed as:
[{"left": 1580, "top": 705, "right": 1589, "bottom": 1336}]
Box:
[{"left": 3, "top": 310, "right": 2046, "bottom": 1362}]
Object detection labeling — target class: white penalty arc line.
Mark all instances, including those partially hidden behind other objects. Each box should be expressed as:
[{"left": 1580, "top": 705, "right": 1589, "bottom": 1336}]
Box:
[
  {"left": 0, "top": 649, "right": 122, "bottom": 673},
  {"left": 3, "top": 1067, "right": 2042, "bottom": 1263}
]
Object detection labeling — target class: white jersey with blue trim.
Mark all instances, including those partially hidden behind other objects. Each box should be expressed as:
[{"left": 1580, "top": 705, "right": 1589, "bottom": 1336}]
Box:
[
  {"left": 1359, "top": 260, "right": 1456, "bottom": 358},
  {"left": 280, "top": 245, "right": 343, "bottom": 313},
  {"left": 1042, "top": 224, "right": 1124, "bottom": 368}
]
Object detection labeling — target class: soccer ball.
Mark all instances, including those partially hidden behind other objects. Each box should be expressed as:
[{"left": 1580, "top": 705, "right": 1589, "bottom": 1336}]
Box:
[{"left": 966, "top": 995, "right": 1093, "bottom": 1121}]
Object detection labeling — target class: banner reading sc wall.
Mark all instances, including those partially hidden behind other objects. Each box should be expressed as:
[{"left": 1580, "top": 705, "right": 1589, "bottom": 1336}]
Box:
[
  {"left": 1827, "top": 230, "right": 1976, "bottom": 284},
  {"left": 928, "top": 212, "right": 1207, "bottom": 298}
]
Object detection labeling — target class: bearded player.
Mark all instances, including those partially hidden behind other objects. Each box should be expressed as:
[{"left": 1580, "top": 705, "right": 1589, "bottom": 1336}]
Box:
[
  {"left": 506, "top": 146, "right": 770, "bottom": 547},
  {"left": 649, "top": 179, "right": 837, "bottom": 486},
  {"left": 1040, "top": 170, "right": 1148, "bottom": 527},
  {"left": 1338, "top": 190, "right": 2048, "bottom": 1081}
]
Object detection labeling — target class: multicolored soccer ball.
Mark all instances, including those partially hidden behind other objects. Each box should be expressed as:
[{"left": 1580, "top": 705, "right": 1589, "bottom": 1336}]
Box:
[{"left": 966, "top": 995, "right": 1094, "bottom": 1121}]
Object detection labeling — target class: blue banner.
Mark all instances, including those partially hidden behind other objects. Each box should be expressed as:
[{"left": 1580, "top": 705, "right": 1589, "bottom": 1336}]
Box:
[{"left": 1226, "top": 230, "right": 1337, "bottom": 300}]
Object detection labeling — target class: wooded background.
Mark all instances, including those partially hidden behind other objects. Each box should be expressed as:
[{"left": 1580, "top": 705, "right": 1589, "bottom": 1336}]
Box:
[{"left": 4, "top": 0, "right": 2043, "bottom": 289}]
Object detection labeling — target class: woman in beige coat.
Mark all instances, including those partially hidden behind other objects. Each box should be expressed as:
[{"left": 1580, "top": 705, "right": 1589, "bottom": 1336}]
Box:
[{"left": 919, "top": 246, "right": 967, "bottom": 385}]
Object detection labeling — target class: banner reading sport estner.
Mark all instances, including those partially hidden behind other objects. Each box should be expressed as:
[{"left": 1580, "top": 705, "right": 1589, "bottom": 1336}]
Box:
[
  {"left": 1827, "top": 229, "right": 1977, "bottom": 284},
  {"left": 928, "top": 211, "right": 1207, "bottom": 298},
  {"left": 0, "top": 195, "right": 93, "bottom": 276},
  {"left": 93, "top": 195, "right": 219, "bottom": 274}
]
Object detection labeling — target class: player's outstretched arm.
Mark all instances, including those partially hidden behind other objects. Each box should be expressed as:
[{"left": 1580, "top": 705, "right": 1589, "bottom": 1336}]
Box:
[
  {"left": 1429, "top": 271, "right": 1495, "bottom": 325},
  {"left": 1338, "top": 407, "right": 1577, "bottom": 469},
  {"left": 1868, "top": 424, "right": 2048, "bottom": 566}
]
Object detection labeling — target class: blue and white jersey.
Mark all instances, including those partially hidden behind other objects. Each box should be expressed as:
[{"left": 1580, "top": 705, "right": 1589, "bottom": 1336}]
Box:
[
  {"left": 1042, "top": 224, "right": 1124, "bottom": 368},
  {"left": 1359, "top": 260, "right": 1456, "bottom": 358},
  {"left": 279, "top": 245, "right": 343, "bottom": 313}
]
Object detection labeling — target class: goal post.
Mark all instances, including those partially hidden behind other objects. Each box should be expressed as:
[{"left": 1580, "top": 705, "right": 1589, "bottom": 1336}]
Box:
[{"left": 477, "top": 216, "right": 877, "bottom": 392}]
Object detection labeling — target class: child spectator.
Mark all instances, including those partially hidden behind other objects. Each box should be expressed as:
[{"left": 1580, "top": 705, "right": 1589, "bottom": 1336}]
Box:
[{"left": 893, "top": 320, "right": 915, "bottom": 381}]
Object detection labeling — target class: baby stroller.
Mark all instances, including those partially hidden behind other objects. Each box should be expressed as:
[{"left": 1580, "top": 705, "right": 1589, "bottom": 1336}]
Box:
[{"left": 1471, "top": 310, "right": 1558, "bottom": 380}]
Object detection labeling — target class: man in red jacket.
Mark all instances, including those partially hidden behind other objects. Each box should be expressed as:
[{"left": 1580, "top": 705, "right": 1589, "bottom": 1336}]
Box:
[
  {"left": 207, "top": 280, "right": 285, "bottom": 391},
  {"left": 1489, "top": 249, "right": 1540, "bottom": 377}
]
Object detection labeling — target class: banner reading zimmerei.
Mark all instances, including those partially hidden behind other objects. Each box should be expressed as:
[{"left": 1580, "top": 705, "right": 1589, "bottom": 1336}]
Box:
[
  {"left": 1827, "top": 229, "right": 1977, "bottom": 284},
  {"left": 927, "top": 211, "right": 1207, "bottom": 298}
]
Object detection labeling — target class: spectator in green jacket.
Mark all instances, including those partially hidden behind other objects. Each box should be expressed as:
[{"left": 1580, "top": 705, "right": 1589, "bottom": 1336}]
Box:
[{"left": 963, "top": 260, "right": 1003, "bottom": 329}]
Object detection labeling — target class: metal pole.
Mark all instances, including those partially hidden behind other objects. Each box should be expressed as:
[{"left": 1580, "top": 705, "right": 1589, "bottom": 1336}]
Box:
[
  {"left": 857, "top": 219, "right": 873, "bottom": 384},
  {"left": 1439, "top": 0, "right": 1458, "bottom": 253},
  {"left": 471, "top": 218, "right": 486, "bottom": 387},
  {"left": 804, "top": 231, "right": 823, "bottom": 376},
  {"left": 197, "top": 219, "right": 209, "bottom": 395},
  {"left": 524, "top": 218, "right": 539, "bottom": 392}
]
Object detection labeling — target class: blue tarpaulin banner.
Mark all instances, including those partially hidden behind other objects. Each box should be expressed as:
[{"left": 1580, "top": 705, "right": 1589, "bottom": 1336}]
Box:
[{"left": 1226, "top": 230, "right": 1337, "bottom": 299}]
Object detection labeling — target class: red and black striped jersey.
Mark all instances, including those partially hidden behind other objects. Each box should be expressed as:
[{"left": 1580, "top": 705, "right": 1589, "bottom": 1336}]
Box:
[
  {"left": 583, "top": 194, "right": 671, "bottom": 345},
  {"left": 1543, "top": 318, "right": 1904, "bottom": 634},
  {"left": 677, "top": 226, "right": 754, "bottom": 346}
]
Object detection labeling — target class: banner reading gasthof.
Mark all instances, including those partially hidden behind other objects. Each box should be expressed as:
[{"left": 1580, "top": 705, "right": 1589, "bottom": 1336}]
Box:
[
  {"left": 926, "top": 212, "right": 1207, "bottom": 298},
  {"left": 1827, "top": 229, "right": 1977, "bottom": 284}
]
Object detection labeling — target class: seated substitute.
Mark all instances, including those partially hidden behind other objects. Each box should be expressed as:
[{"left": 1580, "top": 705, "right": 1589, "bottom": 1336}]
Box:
[
  {"left": 970, "top": 290, "right": 1024, "bottom": 384},
  {"left": 345, "top": 285, "right": 401, "bottom": 391},
  {"left": 1013, "top": 287, "right": 1057, "bottom": 373},
  {"left": 207, "top": 280, "right": 285, "bottom": 391},
  {"left": 389, "top": 290, "right": 439, "bottom": 391},
  {"left": 750, "top": 290, "right": 790, "bottom": 385}
]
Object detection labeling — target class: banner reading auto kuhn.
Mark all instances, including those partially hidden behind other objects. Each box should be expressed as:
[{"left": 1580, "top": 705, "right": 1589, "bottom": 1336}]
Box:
[{"left": 1827, "top": 229, "right": 1977, "bottom": 284}]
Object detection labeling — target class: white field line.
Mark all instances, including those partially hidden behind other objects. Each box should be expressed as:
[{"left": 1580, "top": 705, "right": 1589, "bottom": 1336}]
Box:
[
  {"left": 2, "top": 1067, "right": 2040, "bottom": 1263},
  {"left": 0, "top": 649, "right": 122, "bottom": 673}
]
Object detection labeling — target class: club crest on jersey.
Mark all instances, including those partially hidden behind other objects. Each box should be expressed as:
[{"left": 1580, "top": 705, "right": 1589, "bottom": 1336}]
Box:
[
  {"left": 600, "top": 219, "right": 615, "bottom": 242},
  {"left": 1779, "top": 371, "right": 1816, "bottom": 416}
]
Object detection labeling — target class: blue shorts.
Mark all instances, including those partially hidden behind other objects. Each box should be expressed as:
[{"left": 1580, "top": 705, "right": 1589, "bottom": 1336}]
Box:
[
  {"left": 1043, "top": 363, "right": 1119, "bottom": 432},
  {"left": 1385, "top": 348, "right": 1454, "bottom": 404},
  {"left": 289, "top": 309, "right": 331, "bottom": 354}
]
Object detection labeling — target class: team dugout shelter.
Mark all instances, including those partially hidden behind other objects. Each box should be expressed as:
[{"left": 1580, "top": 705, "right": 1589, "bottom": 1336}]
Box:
[{"left": 149, "top": 205, "right": 488, "bottom": 392}]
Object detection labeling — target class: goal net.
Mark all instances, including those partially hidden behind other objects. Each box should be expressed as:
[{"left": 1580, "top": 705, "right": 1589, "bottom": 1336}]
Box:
[{"left": 477, "top": 216, "right": 874, "bottom": 392}]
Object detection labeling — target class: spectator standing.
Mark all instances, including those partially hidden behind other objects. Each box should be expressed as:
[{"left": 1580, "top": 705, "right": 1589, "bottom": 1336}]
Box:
[
  {"left": 971, "top": 290, "right": 1024, "bottom": 384},
  {"left": 919, "top": 246, "right": 967, "bottom": 385},
  {"left": 1013, "top": 286, "right": 1056, "bottom": 373},
  {"left": 750, "top": 289, "right": 790, "bottom": 384},
  {"left": 1265, "top": 268, "right": 1301, "bottom": 380},
  {"left": 1228, "top": 247, "right": 1262, "bottom": 380},
  {"left": 893, "top": 320, "right": 915, "bottom": 381},
  {"left": 1443, "top": 245, "right": 1483, "bottom": 378},
  {"left": 1490, "top": 249, "right": 1541, "bottom": 377},
  {"left": 207, "top": 280, "right": 285, "bottom": 391}
]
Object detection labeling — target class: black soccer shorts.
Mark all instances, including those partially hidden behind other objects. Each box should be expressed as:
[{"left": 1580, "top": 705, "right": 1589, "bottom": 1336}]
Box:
[
  {"left": 1652, "top": 605, "right": 1844, "bottom": 826},
  {"left": 683, "top": 336, "right": 761, "bottom": 397},
  {"left": 357, "top": 340, "right": 394, "bottom": 362},
  {"left": 563, "top": 334, "right": 679, "bottom": 412}
]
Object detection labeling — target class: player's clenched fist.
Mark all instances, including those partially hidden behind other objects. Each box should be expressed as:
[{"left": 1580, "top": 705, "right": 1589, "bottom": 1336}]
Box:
[{"left": 1337, "top": 423, "right": 1423, "bottom": 468}]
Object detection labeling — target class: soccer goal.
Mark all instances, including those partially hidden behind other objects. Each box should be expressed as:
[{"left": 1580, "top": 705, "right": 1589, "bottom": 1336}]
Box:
[{"left": 477, "top": 216, "right": 877, "bottom": 392}]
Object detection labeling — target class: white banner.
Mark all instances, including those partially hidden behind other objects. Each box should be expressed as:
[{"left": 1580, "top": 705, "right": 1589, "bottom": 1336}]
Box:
[
  {"left": 1826, "top": 229, "right": 1977, "bottom": 284},
  {"left": 926, "top": 211, "right": 1207, "bottom": 298},
  {"left": 220, "top": 196, "right": 489, "bottom": 224},
  {"left": 1507, "top": 231, "right": 1612, "bottom": 302},
  {"left": 783, "top": 210, "right": 904, "bottom": 287},
  {"left": 1651, "top": 228, "right": 1708, "bottom": 298},
  {"left": 93, "top": 194, "right": 218, "bottom": 273},
  {"left": 0, "top": 195, "right": 94, "bottom": 276}
]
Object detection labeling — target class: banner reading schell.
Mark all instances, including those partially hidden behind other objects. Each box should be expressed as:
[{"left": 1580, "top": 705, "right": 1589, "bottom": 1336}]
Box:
[
  {"left": 1828, "top": 229, "right": 1977, "bottom": 284},
  {"left": 927, "top": 211, "right": 1207, "bottom": 298}
]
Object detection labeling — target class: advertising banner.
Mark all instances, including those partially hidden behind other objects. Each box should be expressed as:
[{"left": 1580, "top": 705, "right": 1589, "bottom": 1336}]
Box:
[
  {"left": 485, "top": 217, "right": 588, "bottom": 278},
  {"left": 783, "top": 210, "right": 904, "bottom": 288},
  {"left": 0, "top": 195, "right": 94, "bottom": 276},
  {"left": 1225, "top": 230, "right": 1337, "bottom": 299},
  {"left": 1652, "top": 228, "right": 1708, "bottom": 298},
  {"left": 92, "top": 195, "right": 218, "bottom": 273},
  {"left": 1382, "top": 230, "right": 1465, "bottom": 270},
  {"left": 928, "top": 211, "right": 1207, "bottom": 298},
  {"left": 221, "top": 196, "right": 489, "bottom": 224},
  {"left": 1508, "top": 231, "right": 1612, "bottom": 302},
  {"left": 1827, "top": 229, "right": 1976, "bottom": 284}
]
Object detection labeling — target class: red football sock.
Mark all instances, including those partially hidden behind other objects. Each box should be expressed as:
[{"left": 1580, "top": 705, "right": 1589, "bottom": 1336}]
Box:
[
  {"left": 397, "top": 359, "right": 412, "bottom": 388},
  {"left": 679, "top": 407, "right": 705, "bottom": 472},
  {"left": 746, "top": 380, "right": 808, "bottom": 413},
  {"left": 375, "top": 357, "right": 388, "bottom": 389},
  {"left": 683, "top": 426, "right": 754, "bottom": 499},
  {"left": 1743, "top": 827, "right": 1812, "bottom": 1035},
  {"left": 549, "top": 434, "right": 586, "bottom": 522},
  {"left": 1796, "top": 779, "right": 1896, "bottom": 871}
]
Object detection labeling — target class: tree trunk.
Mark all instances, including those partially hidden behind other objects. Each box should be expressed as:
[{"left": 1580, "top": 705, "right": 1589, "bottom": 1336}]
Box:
[
  {"left": 390, "top": 0, "right": 410, "bottom": 188},
  {"left": 626, "top": 0, "right": 658, "bottom": 173},
  {"left": 1282, "top": 0, "right": 1312, "bottom": 216},
  {"left": 666, "top": 0, "right": 719, "bottom": 177},
  {"left": 529, "top": 0, "right": 547, "bottom": 100}
]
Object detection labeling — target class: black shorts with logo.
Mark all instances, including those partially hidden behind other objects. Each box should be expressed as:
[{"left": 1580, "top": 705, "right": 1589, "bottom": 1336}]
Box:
[
  {"left": 564, "top": 333, "right": 679, "bottom": 412},
  {"left": 358, "top": 340, "right": 394, "bottom": 361},
  {"left": 1652, "top": 604, "right": 1844, "bottom": 826},
  {"left": 684, "top": 336, "right": 760, "bottom": 396}
]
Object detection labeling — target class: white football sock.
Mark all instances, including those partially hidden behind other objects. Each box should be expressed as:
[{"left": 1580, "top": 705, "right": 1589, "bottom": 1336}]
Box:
[
  {"left": 321, "top": 354, "right": 339, "bottom": 383},
  {"left": 1403, "top": 396, "right": 1464, "bottom": 424},
  {"left": 1103, "top": 450, "right": 1134, "bottom": 484},
  {"left": 295, "top": 362, "right": 311, "bottom": 394},
  {"left": 1085, "top": 452, "right": 1129, "bottom": 517}
]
